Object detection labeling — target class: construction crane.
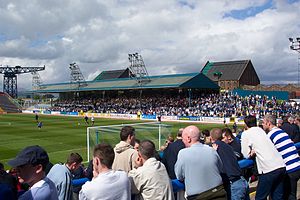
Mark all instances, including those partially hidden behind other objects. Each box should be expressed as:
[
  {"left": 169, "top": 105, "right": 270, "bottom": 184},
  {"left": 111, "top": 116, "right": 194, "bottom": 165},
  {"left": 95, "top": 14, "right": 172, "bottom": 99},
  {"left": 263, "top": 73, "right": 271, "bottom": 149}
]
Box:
[{"left": 0, "top": 65, "right": 45, "bottom": 98}]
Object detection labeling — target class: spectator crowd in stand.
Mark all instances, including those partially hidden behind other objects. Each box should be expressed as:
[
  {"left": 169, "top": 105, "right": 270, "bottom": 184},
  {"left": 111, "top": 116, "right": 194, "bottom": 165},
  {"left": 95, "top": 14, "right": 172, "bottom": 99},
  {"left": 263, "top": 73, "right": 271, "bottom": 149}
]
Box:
[
  {"left": 1, "top": 111, "right": 300, "bottom": 199},
  {"left": 50, "top": 93, "right": 299, "bottom": 118}
]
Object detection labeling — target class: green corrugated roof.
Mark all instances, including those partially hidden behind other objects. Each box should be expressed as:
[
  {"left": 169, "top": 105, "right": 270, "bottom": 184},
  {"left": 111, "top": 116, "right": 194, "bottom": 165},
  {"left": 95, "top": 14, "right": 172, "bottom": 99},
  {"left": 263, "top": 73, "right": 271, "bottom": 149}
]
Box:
[
  {"left": 33, "top": 72, "right": 219, "bottom": 93},
  {"left": 201, "top": 60, "right": 250, "bottom": 81},
  {"left": 93, "top": 68, "right": 130, "bottom": 81},
  {"left": 202, "top": 62, "right": 213, "bottom": 75}
]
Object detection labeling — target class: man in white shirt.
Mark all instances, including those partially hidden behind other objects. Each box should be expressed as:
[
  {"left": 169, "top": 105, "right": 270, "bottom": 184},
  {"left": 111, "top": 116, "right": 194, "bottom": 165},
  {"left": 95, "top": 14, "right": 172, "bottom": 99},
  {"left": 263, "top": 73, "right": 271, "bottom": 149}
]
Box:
[
  {"left": 79, "top": 143, "right": 130, "bottom": 200},
  {"left": 241, "top": 115, "right": 286, "bottom": 200}
]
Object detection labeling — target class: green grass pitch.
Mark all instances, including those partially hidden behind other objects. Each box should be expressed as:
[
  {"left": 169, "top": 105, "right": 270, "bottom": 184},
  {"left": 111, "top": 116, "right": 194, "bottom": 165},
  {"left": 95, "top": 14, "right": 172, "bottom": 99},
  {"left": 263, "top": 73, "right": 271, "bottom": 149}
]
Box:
[{"left": 0, "top": 113, "right": 227, "bottom": 169}]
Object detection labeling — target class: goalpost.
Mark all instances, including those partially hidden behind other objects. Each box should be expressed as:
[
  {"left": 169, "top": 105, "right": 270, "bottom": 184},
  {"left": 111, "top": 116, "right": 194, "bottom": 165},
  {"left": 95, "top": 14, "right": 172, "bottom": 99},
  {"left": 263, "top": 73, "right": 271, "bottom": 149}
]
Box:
[{"left": 86, "top": 122, "right": 172, "bottom": 162}]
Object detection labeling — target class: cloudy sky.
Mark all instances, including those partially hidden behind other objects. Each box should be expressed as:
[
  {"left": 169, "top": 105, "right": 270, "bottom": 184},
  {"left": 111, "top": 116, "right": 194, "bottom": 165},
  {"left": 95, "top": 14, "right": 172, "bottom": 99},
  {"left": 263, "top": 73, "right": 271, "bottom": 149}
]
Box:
[{"left": 0, "top": 0, "right": 299, "bottom": 91}]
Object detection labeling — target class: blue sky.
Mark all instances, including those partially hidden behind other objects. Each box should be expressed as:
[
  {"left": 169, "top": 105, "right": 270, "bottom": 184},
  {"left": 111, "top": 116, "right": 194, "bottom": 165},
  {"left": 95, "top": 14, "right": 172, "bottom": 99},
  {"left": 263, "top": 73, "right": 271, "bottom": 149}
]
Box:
[
  {"left": 0, "top": 0, "right": 299, "bottom": 90},
  {"left": 224, "top": 0, "right": 274, "bottom": 20}
]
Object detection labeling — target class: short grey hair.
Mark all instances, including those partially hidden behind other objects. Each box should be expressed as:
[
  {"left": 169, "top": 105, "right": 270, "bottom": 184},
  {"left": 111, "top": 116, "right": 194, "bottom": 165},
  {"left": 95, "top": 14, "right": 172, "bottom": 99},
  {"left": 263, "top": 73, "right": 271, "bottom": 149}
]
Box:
[{"left": 264, "top": 114, "right": 276, "bottom": 126}]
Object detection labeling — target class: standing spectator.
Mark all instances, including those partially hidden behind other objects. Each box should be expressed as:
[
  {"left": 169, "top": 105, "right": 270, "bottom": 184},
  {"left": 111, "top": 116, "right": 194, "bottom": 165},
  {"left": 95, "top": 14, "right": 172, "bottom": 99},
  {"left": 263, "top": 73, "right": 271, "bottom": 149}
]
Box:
[
  {"left": 241, "top": 115, "right": 286, "bottom": 200},
  {"left": 79, "top": 143, "right": 131, "bottom": 200},
  {"left": 0, "top": 162, "right": 17, "bottom": 200},
  {"left": 262, "top": 114, "right": 300, "bottom": 200},
  {"left": 277, "top": 119, "right": 283, "bottom": 128},
  {"left": 162, "top": 128, "right": 185, "bottom": 179},
  {"left": 72, "top": 164, "right": 85, "bottom": 200},
  {"left": 210, "top": 128, "right": 249, "bottom": 200},
  {"left": 294, "top": 116, "right": 300, "bottom": 129},
  {"left": 202, "top": 129, "right": 212, "bottom": 145},
  {"left": 222, "top": 128, "right": 243, "bottom": 160},
  {"left": 112, "top": 126, "right": 138, "bottom": 173},
  {"left": 129, "top": 140, "right": 174, "bottom": 200},
  {"left": 289, "top": 116, "right": 300, "bottom": 143},
  {"left": 8, "top": 145, "right": 58, "bottom": 200},
  {"left": 134, "top": 139, "right": 141, "bottom": 151},
  {"left": 281, "top": 116, "right": 299, "bottom": 143},
  {"left": 47, "top": 153, "right": 83, "bottom": 200},
  {"left": 175, "top": 125, "right": 226, "bottom": 200},
  {"left": 85, "top": 160, "right": 93, "bottom": 180}
]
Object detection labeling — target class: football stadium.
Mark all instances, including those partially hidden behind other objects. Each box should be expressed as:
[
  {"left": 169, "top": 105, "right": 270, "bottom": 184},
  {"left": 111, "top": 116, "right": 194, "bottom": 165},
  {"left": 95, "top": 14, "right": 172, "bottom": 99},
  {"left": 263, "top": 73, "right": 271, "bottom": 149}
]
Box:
[{"left": 1, "top": 57, "right": 300, "bottom": 199}]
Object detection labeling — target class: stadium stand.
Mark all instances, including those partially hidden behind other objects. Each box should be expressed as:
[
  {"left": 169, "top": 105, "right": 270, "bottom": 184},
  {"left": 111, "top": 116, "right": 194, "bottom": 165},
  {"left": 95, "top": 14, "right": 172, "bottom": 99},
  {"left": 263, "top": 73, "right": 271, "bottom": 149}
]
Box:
[
  {"left": 50, "top": 93, "right": 299, "bottom": 118},
  {"left": 0, "top": 92, "right": 21, "bottom": 113}
]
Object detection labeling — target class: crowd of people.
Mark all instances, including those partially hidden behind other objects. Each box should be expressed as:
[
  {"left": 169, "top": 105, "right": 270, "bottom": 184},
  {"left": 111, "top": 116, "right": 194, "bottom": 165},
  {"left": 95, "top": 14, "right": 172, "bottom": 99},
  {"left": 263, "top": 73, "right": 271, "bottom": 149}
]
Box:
[
  {"left": 1, "top": 113, "right": 300, "bottom": 199},
  {"left": 50, "top": 93, "right": 299, "bottom": 118}
]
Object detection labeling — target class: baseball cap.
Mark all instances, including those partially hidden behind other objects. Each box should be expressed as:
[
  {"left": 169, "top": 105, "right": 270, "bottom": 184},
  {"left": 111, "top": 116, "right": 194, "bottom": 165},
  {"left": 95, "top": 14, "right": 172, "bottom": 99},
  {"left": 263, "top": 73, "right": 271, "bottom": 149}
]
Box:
[{"left": 8, "top": 145, "right": 49, "bottom": 167}]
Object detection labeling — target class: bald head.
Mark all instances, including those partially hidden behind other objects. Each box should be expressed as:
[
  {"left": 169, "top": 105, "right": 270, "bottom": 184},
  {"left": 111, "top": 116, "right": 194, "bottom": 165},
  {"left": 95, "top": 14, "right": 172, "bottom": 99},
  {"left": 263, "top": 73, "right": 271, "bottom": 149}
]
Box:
[{"left": 182, "top": 125, "right": 200, "bottom": 147}]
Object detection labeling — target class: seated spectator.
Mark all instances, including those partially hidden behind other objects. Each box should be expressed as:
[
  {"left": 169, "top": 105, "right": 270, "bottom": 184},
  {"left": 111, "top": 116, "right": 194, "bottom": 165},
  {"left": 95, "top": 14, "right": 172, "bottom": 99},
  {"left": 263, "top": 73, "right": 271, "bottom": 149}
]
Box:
[
  {"left": 8, "top": 145, "right": 58, "bottom": 200},
  {"left": 47, "top": 152, "right": 83, "bottom": 200},
  {"left": 129, "top": 140, "right": 174, "bottom": 200},
  {"left": 79, "top": 143, "right": 130, "bottom": 200}
]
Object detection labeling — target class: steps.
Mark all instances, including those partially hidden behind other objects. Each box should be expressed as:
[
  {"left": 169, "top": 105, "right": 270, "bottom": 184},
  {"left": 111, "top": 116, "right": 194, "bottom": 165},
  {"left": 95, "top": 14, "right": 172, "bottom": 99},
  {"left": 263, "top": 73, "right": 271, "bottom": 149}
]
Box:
[{"left": 0, "top": 92, "right": 22, "bottom": 113}]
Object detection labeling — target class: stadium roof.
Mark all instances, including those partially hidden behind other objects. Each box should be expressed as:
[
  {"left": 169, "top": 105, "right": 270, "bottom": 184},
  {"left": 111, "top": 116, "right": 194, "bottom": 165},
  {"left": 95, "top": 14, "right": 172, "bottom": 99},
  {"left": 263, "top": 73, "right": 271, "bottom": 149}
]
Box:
[
  {"left": 93, "top": 68, "right": 131, "bottom": 81},
  {"left": 33, "top": 72, "right": 219, "bottom": 93},
  {"left": 201, "top": 60, "right": 255, "bottom": 81}
]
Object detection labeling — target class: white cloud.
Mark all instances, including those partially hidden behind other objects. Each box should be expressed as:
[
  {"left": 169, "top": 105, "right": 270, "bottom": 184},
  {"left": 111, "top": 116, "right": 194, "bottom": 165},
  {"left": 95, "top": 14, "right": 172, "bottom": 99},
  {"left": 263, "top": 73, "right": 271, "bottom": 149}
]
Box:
[{"left": 0, "top": 0, "right": 299, "bottom": 92}]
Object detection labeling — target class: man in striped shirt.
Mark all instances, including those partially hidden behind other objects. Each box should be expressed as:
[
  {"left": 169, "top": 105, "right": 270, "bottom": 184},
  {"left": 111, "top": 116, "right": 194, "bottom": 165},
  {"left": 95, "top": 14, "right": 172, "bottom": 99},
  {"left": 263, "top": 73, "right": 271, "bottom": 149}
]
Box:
[{"left": 262, "top": 114, "right": 300, "bottom": 200}]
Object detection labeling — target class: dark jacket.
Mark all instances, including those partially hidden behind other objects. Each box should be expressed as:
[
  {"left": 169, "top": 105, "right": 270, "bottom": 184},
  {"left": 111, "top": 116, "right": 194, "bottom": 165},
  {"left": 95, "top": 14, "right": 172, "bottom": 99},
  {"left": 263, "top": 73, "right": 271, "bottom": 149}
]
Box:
[{"left": 162, "top": 139, "right": 185, "bottom": 179}]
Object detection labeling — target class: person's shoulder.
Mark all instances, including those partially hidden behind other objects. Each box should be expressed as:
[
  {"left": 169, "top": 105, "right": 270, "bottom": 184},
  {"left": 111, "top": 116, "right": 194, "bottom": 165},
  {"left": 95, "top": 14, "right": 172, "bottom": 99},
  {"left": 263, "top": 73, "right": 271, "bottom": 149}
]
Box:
[
  {"left": 48, "top": 163, "right": 69, "bottom": 177},
  {"left": 177, "top": 146, "right": 189, "bottom": 156},
  {"left": 30, "top": 181, "right": 58, "bottom": 200},
  {"left": 215, "top": 140, "right": 227, "bottom": 148},
  {"left": 18, "top": 190, "right": 32, "bottom": 200},
  {"left": 114, "top": 170, "right": 130, "bottom": 181}
]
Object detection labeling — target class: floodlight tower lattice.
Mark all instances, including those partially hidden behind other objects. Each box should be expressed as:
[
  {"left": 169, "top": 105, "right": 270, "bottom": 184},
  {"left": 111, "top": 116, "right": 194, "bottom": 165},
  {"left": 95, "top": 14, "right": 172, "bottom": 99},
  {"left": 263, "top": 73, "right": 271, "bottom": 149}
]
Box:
[
  {"left": 0, "top": 65, "right": 45, "bottom": 98},
  {"left": 289, "top": 37, "right": 300, "bottom": 87},
  {"left": 32, "top": 71, "right": 43, "bottom": 90},
  {"left": 128, "top": 53, "right": 151, "bottom": 86},
  {"left": 69, "top": 62, "right": 87, "bottom": 89}
]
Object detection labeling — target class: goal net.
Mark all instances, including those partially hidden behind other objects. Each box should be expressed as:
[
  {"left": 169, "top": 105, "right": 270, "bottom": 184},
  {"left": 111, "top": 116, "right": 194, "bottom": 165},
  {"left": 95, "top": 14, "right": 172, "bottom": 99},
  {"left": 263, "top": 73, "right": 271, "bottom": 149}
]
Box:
[{"left": 86, "top": 122, "right": 172, "bottom": 162}]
